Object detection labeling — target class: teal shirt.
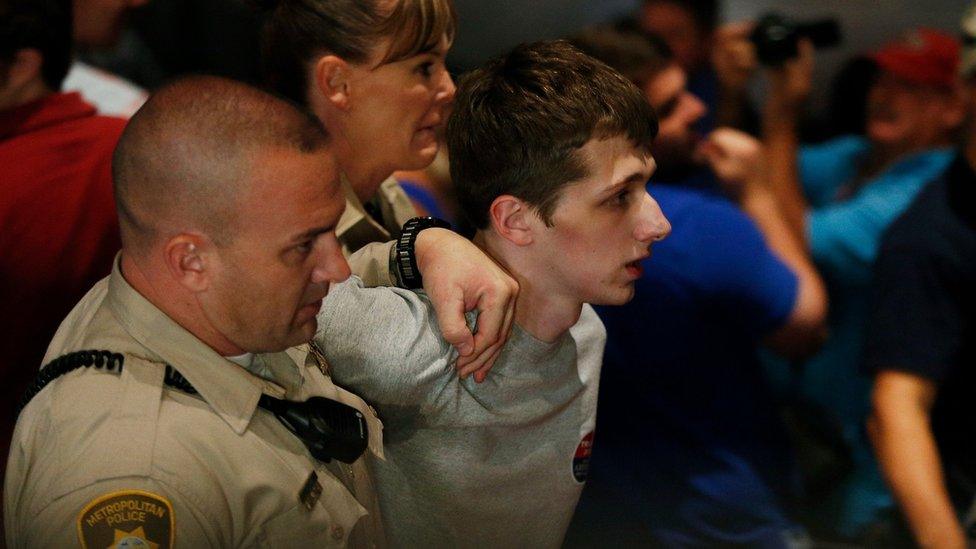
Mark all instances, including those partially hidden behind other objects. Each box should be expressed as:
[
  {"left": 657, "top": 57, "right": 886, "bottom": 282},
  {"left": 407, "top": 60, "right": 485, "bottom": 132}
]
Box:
[
  {"left": 775, "top": 136, "right": 954, "bottom": 536},
  {"left": 801, "top": 136, "right": 954, "bottom": 287}
]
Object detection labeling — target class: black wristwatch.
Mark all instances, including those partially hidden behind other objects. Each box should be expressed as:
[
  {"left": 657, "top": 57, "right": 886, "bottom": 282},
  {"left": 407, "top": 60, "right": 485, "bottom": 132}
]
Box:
[{"left": 392, "top": 216, "right": 451, "bottom": 289}]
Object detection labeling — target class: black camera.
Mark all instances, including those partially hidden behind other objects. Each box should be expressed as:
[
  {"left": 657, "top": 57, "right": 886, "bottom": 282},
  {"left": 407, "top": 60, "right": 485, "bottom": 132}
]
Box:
[{"left": 750, "top": 13, "right": 842, "bottom": 67}]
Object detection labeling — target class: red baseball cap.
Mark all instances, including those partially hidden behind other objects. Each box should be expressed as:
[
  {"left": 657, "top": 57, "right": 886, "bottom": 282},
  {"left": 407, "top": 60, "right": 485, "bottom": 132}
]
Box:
[{"left": 871, "top": 28, "right": 960, "bottom": 88}]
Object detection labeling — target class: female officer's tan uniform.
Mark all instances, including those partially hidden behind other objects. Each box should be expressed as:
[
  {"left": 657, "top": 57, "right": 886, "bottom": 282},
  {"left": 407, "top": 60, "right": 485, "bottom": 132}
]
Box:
[{"left": 337, "top": 176, "right": 418, "bottom": 288}]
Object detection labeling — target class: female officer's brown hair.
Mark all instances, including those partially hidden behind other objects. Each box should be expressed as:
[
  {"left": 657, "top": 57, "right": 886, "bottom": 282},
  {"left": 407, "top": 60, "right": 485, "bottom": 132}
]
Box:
[{"left": 259, "top": 0, "right": 457, "bottom": 106}]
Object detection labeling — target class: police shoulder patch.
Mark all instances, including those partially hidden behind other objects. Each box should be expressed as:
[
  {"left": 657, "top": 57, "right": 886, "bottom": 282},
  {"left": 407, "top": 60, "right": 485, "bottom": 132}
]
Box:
[{"left": 77, "top": 490, "right": 174, "bottom": 549}]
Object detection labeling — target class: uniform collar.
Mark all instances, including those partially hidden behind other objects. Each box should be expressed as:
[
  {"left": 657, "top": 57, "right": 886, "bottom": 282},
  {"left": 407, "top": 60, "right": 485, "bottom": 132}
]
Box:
[
  {"left": 336, "top": 174, "right": 410, "bottom": 253},
  {"left": 284, "top": 342, "right": 386, "bottom": 459},
  {"left": 0, "top": 92, "right": 97, "bottom": 140},
  {"left": 106, "top": 257, "right": 304, "bottom": 435}
]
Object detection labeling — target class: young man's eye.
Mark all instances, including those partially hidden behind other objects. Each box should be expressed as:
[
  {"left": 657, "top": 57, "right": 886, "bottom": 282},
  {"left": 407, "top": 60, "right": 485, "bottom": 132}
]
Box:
[{"left": 612, "top": 190, "right": 630, "bottom": 207}]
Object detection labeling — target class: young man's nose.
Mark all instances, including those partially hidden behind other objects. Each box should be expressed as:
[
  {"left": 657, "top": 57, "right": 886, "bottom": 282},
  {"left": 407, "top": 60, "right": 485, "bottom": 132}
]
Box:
[{"left": 636, "top": 193, "right": 672, "bottom": 243}]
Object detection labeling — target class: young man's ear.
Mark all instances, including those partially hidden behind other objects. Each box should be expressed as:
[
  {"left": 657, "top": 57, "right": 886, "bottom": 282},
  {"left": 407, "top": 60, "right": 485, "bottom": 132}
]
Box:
[
  {"left": 313, "top": 55, "right": 352, "bottom": 111},
  {"left": 163, "top": 233, "right": 212, "bottom": 292},
  {"left": 489, "top": 195, "right": 536, "bottom": 246}
]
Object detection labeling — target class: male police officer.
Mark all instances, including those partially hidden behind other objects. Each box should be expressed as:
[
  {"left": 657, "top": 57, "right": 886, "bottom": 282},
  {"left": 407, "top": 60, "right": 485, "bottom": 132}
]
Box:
[{"left": 4, "top": 76, "right": 385, "bottom": 547}]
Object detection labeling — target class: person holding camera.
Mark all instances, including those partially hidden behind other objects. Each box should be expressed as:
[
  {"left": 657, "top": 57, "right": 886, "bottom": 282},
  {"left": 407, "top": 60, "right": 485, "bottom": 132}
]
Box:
[
  {"left": 637, "top": 0, "right": 760, "bottom": 136},
  {"left": 761, "top": 28, "right": 964, "bottom": 540}
]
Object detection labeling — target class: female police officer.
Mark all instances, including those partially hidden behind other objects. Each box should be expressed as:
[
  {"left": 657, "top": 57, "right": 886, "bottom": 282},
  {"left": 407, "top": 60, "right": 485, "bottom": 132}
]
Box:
[{"left": 260, "top": 0, "right": 518, "bottom": 382}]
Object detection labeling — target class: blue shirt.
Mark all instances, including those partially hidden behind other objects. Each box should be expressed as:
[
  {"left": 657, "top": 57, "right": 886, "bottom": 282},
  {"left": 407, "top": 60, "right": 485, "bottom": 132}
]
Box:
[
  {"left": 769, "top": 136, "right": 954, "bottom": 536},
  {"left": 396, "top": 180, "right": 451, "bottom": 224},
  {"left": 688, "top": 67, "right": 718, "bottom": 136},
  {"left": 578, "top": 185, "right": 801, "bottom": 547}
]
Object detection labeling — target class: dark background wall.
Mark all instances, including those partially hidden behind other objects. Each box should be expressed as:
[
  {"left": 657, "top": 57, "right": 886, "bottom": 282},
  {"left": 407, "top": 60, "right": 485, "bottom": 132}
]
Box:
[
  {"left": 91, "top": 0, "right": 974, "bottom": 120},
  {"left": 448, "top": 0, "right": 636, "bottom": 70},
  {"left": 448, "top": 0, "right": 972, "bottom": 115}
]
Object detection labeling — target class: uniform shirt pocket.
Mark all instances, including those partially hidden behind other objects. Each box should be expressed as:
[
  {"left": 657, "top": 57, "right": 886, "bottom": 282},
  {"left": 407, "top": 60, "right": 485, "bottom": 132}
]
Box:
[{"left": 258, "top": 468, "right": 367, "bottom": 547}]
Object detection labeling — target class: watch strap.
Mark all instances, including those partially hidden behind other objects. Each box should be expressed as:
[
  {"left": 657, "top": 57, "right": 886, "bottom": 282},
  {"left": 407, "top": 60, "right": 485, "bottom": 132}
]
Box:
[{"left": 393, "top": 216, "right": 451, "bottom": 290}]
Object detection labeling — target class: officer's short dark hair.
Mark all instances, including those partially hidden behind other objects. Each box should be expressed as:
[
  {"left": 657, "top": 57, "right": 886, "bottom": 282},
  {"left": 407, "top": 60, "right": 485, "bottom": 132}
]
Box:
[
  {"left": 113, "top": 75, "right": 331, "bottom": 250},
  {"left": 446, "top": 40, "right": 658, "bottom": 230},
  {"left": 0, "top": 0, "right": 72, "bottom": 91},
  {"left": 570, "top": 24, "right": 674, "bottom": 90}
]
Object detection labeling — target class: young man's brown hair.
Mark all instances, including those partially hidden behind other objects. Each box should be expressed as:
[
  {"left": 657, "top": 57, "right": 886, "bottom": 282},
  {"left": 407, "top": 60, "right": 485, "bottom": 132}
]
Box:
[{"left": 446, "top": 39, "right": 658, "bottom": 229}]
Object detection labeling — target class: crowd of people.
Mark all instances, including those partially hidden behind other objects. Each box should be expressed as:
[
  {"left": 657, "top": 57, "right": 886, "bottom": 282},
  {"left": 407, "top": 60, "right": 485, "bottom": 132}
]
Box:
[{"left": 1, "top": 0, "right": 974, "bottom": 547}]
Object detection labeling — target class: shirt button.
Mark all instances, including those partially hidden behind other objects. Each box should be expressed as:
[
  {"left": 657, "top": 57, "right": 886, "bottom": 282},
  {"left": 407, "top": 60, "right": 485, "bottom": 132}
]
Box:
[{"left": 331, "top": 526, "right": 344, "bottom": 541}]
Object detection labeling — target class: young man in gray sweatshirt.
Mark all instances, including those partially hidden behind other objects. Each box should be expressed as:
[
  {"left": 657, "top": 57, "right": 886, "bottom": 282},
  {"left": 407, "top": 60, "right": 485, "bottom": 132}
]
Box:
[{"left": 316, "top": 40, "right": 671, "bottom": 548}]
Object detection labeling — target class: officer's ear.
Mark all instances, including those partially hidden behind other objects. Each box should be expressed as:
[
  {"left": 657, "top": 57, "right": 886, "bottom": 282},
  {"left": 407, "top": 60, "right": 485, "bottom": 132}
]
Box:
[
  {"left": 164, "top": 233, "right": 212, "bottom": 292},
  {"left": 313, "top": 55, "right": 352, "bottom": 111}
]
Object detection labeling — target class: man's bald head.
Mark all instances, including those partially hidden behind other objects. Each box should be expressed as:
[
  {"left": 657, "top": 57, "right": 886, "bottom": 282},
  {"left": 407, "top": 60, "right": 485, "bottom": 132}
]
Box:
[{"left": 113, "top": 75, "right": 329, "bottom": 253}]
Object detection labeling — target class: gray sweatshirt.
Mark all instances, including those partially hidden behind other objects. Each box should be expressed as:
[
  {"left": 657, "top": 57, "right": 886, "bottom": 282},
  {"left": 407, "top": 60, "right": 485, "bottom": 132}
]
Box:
[{"left": 316, "top": 277, "right": 604, "bottom": 548}]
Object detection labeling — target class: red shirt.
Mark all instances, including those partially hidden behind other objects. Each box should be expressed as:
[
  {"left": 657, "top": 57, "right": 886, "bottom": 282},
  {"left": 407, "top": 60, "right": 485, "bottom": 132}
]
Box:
[{"left": 0, "top": 92, "right": 125, "bottom": 470}]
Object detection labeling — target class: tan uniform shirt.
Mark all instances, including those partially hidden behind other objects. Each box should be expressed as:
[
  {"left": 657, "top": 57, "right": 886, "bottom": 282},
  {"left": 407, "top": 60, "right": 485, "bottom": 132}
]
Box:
[
  {"left": 340, "top": 176, "right": 418, "bottom": 286},
  {"left": 4, "top": 260, "right": 386, "bottom": 548}
]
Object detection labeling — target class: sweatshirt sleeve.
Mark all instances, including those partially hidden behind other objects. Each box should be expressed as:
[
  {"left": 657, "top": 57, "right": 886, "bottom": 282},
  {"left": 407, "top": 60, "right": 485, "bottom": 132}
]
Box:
[{"left": 314, "top": 277, "right": 457, "bottom": 410}]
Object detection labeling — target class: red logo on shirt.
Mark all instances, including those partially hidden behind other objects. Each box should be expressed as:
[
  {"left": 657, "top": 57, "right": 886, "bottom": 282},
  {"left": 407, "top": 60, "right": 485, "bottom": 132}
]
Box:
[{"left": 573, "top": 431, "right": 594, "bottom": 482}]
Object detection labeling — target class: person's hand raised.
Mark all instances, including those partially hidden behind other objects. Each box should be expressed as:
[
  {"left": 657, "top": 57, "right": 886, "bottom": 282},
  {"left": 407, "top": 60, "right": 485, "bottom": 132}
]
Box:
[
  {"left": 697, "top": 127, "right": 767, "bottom": 200},
  {"left": 767, "top": 38, "right": 815, "bottom": 113}
]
